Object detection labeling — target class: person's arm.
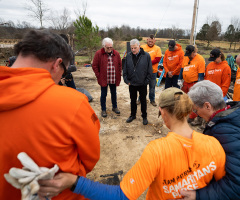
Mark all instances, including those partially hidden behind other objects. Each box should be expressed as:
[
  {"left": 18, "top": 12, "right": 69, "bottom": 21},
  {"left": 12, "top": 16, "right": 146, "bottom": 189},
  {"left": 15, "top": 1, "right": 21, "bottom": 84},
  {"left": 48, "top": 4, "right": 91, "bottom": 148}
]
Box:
[
  {"left": 198, "top": 73, "right": 204, "bottom": 81},
  {"left": 38, "top": 173, "right": 129, "bottom": 200},
  {"left": 163, "top": 52, "right": 169, "bottom": 74},
  {"left": 221, "top": 65, "right": 231, "bottom": 97},
  {"left": 179, "top": 68, "right": 183, "bottom": 80},
  {"left": 123, "top": 55, "right": 130, "bottom": 85},
  {"left": 92, "top": 52, "right": 100, "bottom": 78},
  {"left": 74, "top": 176, "right": 129, "bottom": 200},
  {"left": 145, "top": 54, "right": 153, "bottom": 85},
  {"left": 71, "top": 97, "right": 100, "bottom": 173},
  {"left": 197, "top": 56, "right": 206, "bottom": 82},
  {"left": 152, "top": 57, "right": 161, "bottom": 65},
  {"left": 172, "top": 51, "right": 184, "bottom": 75}
]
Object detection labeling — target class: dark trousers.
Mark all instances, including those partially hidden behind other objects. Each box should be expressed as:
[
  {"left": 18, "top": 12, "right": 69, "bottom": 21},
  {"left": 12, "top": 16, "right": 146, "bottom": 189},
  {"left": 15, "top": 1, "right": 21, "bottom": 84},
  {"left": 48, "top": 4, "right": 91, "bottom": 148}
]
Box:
[
  {"left": 165, "top": 74, "right": 180, "bottom": 89},
  {"left": 65, "top": 79, "right": 76, "bottom": 89},
  {"left": 129, "top": 85, "right": 147, "bottom": 118},
  {"left": 101, "top": 84, "right": 117, "bottom": 111}
]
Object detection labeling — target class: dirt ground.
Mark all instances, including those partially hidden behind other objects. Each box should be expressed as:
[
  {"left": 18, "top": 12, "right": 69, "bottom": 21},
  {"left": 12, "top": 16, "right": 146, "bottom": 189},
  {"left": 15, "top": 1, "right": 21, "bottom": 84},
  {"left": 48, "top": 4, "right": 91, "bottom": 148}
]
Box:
[{"left": 72, "top": 65, "right": 201, "bottom": 199}]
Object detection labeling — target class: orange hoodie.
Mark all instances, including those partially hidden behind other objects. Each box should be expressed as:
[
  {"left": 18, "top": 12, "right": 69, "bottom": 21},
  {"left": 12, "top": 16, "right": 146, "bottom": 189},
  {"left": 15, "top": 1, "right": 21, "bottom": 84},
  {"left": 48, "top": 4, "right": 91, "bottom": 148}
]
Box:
[
  {"left": 205, "top": 61, "right": 231, "bottom": 97},
  {"left": 0, "top": 66, "right": 100, "bottom": 200},
  {"left": 233, "top": 68, "right": 240, "bottom": 101},
  {"left": 163, "top": 44, "right": 184, "bottom": 75}
]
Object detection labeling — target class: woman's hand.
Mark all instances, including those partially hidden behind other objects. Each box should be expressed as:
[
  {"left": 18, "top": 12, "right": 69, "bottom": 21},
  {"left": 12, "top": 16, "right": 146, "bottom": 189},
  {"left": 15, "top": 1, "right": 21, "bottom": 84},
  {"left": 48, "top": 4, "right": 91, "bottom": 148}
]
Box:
[{"left": 38, "top": 173, "right": 78, "bottom": 199}]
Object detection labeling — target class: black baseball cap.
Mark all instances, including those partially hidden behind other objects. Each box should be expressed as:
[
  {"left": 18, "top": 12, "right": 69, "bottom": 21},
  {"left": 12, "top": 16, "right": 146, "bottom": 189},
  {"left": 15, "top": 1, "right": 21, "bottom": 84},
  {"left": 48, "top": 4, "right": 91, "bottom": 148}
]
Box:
[
  {"left": 208, "top": 49, "right": 221, "bottom": 61},
  {"left": 168, "top": 40, "right": 176, "bottom": 51},
  {"left": 185, "top": 45, "right": 195, "bottom": 56}
]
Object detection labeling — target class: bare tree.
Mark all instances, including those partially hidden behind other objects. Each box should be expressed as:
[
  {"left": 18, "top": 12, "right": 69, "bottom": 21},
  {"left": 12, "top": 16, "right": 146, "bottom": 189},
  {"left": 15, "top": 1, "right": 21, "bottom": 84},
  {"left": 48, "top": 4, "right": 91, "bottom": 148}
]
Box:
[
  {"left": 230, "top": 17, "right": 240, "bottom": 50},
  {"left": 49, "top": 8, "right": 72, "bottom": 33},
  {"left": 74, "top": 0, "right": 87, "bottom": 17},
  {"left": 25, "top": 0, "right": 49, "bottom": 28}
]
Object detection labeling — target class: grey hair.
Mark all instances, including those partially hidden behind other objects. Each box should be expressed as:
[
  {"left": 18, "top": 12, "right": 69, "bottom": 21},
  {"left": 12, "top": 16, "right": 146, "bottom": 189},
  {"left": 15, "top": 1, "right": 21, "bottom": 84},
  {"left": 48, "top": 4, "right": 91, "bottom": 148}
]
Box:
[
  {"left": 188, "top": 80, "right": 226, "bottom": 110},
  {"left": 102, "top": 37, "right": 113, "bottom": 47},
  {"left": 130, "top": 39, "right": 140, "bottom": 46}
]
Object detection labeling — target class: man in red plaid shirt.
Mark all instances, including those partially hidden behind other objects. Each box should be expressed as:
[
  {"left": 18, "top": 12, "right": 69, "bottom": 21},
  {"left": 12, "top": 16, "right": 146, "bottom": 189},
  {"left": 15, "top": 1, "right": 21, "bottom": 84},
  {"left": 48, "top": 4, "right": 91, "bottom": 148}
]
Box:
[{"left": 92, "top": 38, "right": 122, "bottom": 117}]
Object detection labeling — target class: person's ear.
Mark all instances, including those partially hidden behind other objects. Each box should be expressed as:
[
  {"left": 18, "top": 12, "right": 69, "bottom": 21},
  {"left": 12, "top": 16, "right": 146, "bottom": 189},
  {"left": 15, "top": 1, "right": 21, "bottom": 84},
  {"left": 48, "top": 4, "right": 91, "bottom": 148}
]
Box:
[
  {"left": 204, "top": 102, "right": 211, "bottom": 110},
  {"left": 51, "top": 58, "right": 62, "bottom": 73}
]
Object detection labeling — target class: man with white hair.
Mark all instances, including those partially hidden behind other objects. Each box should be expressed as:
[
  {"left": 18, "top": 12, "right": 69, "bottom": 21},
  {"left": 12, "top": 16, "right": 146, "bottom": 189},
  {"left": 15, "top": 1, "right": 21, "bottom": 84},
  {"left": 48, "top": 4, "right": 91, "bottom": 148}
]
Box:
[
  {"left": 181, "top": 80, "right": 240, "bottom": 200},
  {"left": 123, "top": 39, "right": 152, "bottom": 125},
  {"left": 92, "top": 37, "right": 122, "bottom": 118}
]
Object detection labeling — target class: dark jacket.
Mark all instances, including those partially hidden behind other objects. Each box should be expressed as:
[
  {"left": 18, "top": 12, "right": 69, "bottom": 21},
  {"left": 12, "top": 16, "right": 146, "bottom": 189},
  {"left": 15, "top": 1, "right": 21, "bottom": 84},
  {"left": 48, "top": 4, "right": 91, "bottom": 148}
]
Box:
[
  {"left": 197, "top": 102, "right": 240, "bottom": 200},
  {"left": 92, "top": 48, "right": 122, "bottom": 87},
  {"left": 123, "top": 48, "right": 152, "bottom": 86}
]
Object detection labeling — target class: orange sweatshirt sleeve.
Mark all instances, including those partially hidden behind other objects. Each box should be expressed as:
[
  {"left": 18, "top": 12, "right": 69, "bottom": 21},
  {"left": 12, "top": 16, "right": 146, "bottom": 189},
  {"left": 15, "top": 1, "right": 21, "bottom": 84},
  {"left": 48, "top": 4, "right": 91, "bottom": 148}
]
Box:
[
  {"left": 120, "top": 142, "right": 160, "bottom": 200},
  {"left": 221, "top": 65, "right": 231, "bottom": 97},
  {"left": 163, "top": 51, "right": 170, "bottom": 74},
  {"left": 70, "top": 96, "right": 100, "bottom": 174},
  {"left": 172, "top": 50, "right": 184, "bottom": 75}
]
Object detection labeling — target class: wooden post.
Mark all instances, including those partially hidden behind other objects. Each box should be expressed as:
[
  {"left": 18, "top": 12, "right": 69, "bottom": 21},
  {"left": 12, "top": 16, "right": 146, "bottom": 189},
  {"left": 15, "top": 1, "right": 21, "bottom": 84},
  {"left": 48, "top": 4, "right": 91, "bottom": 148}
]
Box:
[{"left": 190, "top": 0, "right": 198, "bottom": 45}]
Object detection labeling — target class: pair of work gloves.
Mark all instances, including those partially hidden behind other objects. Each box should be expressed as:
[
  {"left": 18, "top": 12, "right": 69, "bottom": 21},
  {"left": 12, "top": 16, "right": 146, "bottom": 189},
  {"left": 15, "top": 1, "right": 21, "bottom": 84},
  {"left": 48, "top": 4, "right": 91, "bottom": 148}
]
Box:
[{"left": 4, "top": 152, "right": 59, "bottom": 200}]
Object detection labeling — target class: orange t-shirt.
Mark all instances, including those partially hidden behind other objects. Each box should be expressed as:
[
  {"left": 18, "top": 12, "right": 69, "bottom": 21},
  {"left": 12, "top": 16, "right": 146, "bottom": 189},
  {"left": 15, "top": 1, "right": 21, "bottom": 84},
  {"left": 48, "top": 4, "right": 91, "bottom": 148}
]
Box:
[
  {"left": 120, "top": 131, "right": 225, "bottom": 200},
  {"left": 205, "top": 61, "right": 231, "bottom": 97},
  {"left": 182, "top": 54, "right": 205, "bottom": 83},
  {"left": 233, "top": 68, "right": 240, "bottom": 101},
  {"left": 141, "top": 44, "right": 162, "bottom": 73},
  {"left": 163, "top": 44, "right": 184, "bottom": 75}
]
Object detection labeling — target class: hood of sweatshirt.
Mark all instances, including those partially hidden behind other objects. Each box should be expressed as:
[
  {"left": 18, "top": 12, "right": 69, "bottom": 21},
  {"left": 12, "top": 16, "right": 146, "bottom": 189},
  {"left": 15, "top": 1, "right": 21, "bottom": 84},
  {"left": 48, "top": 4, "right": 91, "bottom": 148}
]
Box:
[{"left": 0, "top": 66, "right": 55, "bottom": 111}]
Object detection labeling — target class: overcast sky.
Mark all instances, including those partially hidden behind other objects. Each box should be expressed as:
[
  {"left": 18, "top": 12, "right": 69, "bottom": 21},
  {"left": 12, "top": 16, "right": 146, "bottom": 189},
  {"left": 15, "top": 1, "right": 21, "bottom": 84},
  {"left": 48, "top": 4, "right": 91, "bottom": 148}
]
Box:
[{"left": 0, "top": 0, "right": 239, "bottom": 33}]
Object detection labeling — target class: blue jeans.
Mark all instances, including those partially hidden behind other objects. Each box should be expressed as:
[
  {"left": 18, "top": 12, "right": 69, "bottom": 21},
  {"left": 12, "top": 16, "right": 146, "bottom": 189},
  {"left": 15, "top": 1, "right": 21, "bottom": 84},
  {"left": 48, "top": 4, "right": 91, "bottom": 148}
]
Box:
[
  {"left": 149, "top": 73, "right": 157, "bottom": 102},
  {"left": 101, "top": 84, "right": 117, "bottom": 111},
  {"left": 165, "top": 74, "right": 180, "bottom": 89}
]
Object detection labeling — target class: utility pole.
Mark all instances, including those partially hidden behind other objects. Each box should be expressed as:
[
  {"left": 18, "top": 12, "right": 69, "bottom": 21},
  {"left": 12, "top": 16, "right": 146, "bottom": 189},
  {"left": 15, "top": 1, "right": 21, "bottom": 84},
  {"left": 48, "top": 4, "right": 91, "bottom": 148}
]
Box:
[{"left": 190, "top": 0, "right": 198, "bottom": 45}]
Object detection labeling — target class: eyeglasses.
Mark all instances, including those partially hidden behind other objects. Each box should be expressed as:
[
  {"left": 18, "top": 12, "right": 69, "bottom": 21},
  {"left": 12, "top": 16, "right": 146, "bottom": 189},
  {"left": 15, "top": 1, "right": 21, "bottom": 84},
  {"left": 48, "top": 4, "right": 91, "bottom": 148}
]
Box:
[
  {"left": 57, "top": 57, "right": 67, "bottom": 76},
  {"left": 60, "top": 62, "right": 67, "bottom": 76},
  {"left": 105, "top": 47, "right": 113, "bottom": 50}
]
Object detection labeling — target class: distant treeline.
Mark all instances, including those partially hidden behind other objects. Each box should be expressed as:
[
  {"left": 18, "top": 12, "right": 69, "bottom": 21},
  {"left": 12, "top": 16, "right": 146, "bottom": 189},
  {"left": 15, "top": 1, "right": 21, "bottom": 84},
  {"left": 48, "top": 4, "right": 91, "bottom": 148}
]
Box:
[{"left": 0, "top": 23, "right": 190, "bottom": 40}]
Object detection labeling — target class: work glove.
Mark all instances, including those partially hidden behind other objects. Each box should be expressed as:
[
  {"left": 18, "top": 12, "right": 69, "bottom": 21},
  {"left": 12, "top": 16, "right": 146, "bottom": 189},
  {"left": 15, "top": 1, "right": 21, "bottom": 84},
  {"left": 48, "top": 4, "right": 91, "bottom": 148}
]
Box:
[
  {"left": 177, "top": 79, "right": 184, "bottom": 88},
  {"left": 4, "top": 152, "right": 59, "bottom": 200}
]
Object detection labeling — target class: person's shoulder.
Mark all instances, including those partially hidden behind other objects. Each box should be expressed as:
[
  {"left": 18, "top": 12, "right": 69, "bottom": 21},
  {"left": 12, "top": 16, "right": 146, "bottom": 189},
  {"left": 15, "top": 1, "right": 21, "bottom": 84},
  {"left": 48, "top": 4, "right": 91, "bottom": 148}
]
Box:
[
  {"left": 53, "top": 85, "right": 88, "bottom": 103},
  {"left": 196, "top": 53, "right": 205, "bottom": 61},
  {"left": 95, "top": 48, "right": 104, "bottom": 55},
  {"left": 113, "top": 49, "right": 120, "bottom": 55},
  {"left": 194, "top": 131, "right": 222, "bottom": 149},
  {"left": 154, "top": 45, "right": 161, "bottom": 50}
]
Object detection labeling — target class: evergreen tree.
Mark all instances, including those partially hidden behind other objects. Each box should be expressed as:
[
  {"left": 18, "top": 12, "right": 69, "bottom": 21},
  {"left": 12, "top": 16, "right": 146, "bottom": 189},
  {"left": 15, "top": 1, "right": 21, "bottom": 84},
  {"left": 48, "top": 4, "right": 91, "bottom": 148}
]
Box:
[{"left": 74, "top": 15, "right": 101, "bottom": 62}]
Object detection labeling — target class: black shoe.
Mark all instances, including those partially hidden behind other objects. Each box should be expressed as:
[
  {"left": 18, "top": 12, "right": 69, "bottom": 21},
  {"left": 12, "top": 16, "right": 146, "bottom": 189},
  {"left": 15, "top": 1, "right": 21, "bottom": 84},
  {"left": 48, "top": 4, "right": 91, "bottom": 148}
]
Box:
[
  {"left": 101, "top": 111, "right": 107, "bottom": 118},
  {"left": 126, "top": 116, "right": 136, "bottom": 123},
  {"left": 143, "top": 118, "right": 148, "bottom": 125},
  {"left": 112, "top": 107, "right": 120, "bottom": 114}
]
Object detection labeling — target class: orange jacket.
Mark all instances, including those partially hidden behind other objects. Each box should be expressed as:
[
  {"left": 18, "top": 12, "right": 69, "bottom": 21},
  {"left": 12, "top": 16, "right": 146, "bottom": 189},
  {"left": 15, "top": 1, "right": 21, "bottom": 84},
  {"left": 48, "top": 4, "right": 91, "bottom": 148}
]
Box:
[
  {"left": 141, "top": 44, "right": 162, "bottom": 73},
  {"left": 205, "top": 61, "right": 231, "bottom": 97},
  {"left": 163, "top": 44, "right": 184, "bottom": 75},
  {"left": 120, "top": 131, "right": 225, "bottom": 200},
  {"left": 233, "top": 68, "right": 240, "bottom": 101},
  {"left": 0, "top": 66, "right": 100, "bottom": 200}
]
